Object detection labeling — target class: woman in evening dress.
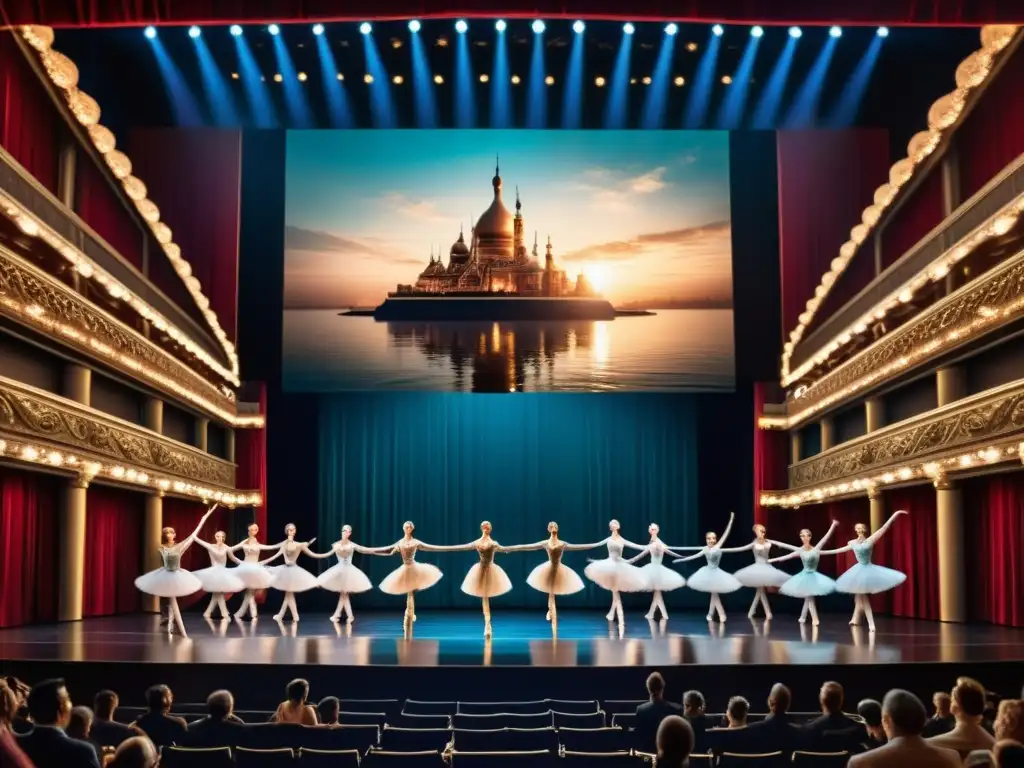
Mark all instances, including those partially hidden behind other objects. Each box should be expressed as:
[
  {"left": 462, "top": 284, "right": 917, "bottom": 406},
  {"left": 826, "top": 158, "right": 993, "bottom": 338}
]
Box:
[
  {"left": 377, "top": 521, "right": 445, "bottom": 628},
  {"left": 584, "top": 519, "right": 647, "bottom": 629},
  {"left": 135, "top": 505, "right": 217, "bottom": 637},
  {"left": 267, "top": 524, "right": 319, "bottom": 622},
  {"left": 829, "top": 510, "right": 908, "bottom": 631},
  {"left": 624, "top": 523, "right": 690, "bottom": 621},
  {"left": 672, "top": 512, "right": 743, "bottom": 623},
  {"left": 768, "top": 520, "right": 840, "bottom": 626},
  {"left": 309, "top": 525, "right": 391, "bottom": 625},
  {"left": 231, "top": 522, "right": 283, "bottom": 620},
  {"left": 192, "top": 529, "right": 246, "bottom": 619},
  {"left": 723, "top": 523, "right": 800, "bottom": 620}
]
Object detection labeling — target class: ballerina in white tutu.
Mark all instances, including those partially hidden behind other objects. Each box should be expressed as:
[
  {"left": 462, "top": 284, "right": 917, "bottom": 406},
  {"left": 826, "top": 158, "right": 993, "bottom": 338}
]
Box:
[
  {"left": 305, "top": 525, "right": 391, "bottom": 625},
  {"left": 827, "top": 510, "right": 908, "bottom": 632},
  {"left": 720, "top": 523, "right": 801, "bottom": 620},
  {"left": 135, "top": 505, "right": 217, "bottom": 637},
  {"left": 768, "top": 520, "right": 840, "bottom": 626},
  {"left": 378, "top": 521, "right": 445, "bottom": 628},
  {"left": 672, "top": 512, "right": 743, "bottom": 623},
  {"left": 229, "top": 523, "right": 284, "bottom": 620},
  {"left": 624, "top": 523, "right": 691, "bottom": 621},
  {"left": 192, "top": 530, "right": 246, "bottom": 620},
  {"left": 267, "top": 524, "right": 319, "bottom": 622},
  {"left": 584, "top": 519, "right": 647, "bottom": 629},
  {"left": 504, "top": 521, "right": 603, "bottom": 627}
]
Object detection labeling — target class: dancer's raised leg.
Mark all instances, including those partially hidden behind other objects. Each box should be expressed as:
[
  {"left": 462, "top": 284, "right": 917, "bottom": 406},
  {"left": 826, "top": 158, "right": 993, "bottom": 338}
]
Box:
[{"left": 849, "top": 594, "right": 864, "bottom": 626}]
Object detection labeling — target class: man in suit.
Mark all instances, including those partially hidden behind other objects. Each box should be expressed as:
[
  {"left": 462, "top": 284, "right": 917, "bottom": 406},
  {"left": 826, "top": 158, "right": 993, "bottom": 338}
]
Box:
[
  {"left": 848, "top": 689, "right": 960, "bottom": 767},
  {"left": 183, "top": 690, "right": 245, "bottom": 747},
  {"left": 803, "top": 681, "right": 867, "bottom": 751},
  {"left": 682, "top": 690, "right": 714, "bottom": 755},
  {"left": 90, "top": 690, "right": 140, "bottom": 750},
  {"left": 15, "top": 678, "right": 102, "bottom": 768},
  {"left": 131, "top": 685, "right": 188, "bottom": 749},
  {"left": 923, "top": 692, "right": 956, "bottom": 738},
  {"left": 635, "top": 672, "right": 682, "bottom": 754},
  {"left": 727, "top": 683, "right": 804, "bottom": 755},
  {"left": 927, "top": 677, "right": 996, "bottom": 759}
]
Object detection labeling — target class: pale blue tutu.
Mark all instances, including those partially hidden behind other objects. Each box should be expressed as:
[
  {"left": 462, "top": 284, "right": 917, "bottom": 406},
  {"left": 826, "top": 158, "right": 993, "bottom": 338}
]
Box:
[
  {"left": 687, "top": 566, "right": 742, "bottom": 594},
  {"left": 779, "top": 570, "right": 836, "bottom": 598},
  {"left": 835, "top": 563, "right": 906, "bottom": 595},
  {"left": 639, "top": 563, "right": 686, "bottom": 592},
  {"left": 733, "top": 562, "right": 791, "bottom": 589}
]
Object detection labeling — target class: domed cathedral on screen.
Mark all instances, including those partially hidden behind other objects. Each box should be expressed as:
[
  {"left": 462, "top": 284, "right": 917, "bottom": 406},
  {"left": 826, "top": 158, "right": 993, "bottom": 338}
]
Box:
[{"left": 394, "top": 160, "right": 597, "bottom": 298}]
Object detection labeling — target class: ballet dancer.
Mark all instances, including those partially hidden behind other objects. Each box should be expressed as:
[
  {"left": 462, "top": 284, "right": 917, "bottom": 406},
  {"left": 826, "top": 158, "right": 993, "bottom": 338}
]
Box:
[
  {"left": 377, "top": 521, "right": 444, "bottom": 629},
  {"left": 624, "top": 523, "right": 690, "bottom": 620},
  {"left": 768, "top": 520, "right": 840, "bottom": 626},
  {"left": 829, "top": 510, "right": 909, "bottom": 632},
  {"left": 505, "top": 522, "right": 601, "bottom": 626},
  {"left": 308, "top": 525, "right": 391, "bottom": 624},
  {"left": 230, "top": 523, "right": 283, "bottom": 620},
  {"left": 672, "top": 512, "right": 743, "bottom": 623},
  {"left": 192, "top": 530, "right": 246, "bottom": 619},
  {"left": 135, "top": 505, "right": 217, "bottom": 637},
  {"left": 584, "top": 519, "right": 647, "bottom": 629},
  {"left": 268, "top": 524, "right": 319, "bottom": 622},
  {"left": 723, "top": 523, "right": 800, "bottom": 620}
]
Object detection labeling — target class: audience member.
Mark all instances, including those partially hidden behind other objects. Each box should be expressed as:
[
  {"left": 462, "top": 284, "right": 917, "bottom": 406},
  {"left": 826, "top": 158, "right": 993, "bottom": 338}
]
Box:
[
  {"left": 635, "top": 672, "right": 682, "bottom": 753},
  {"left": 858, "top": 699, "right": 887, "bottom": 749},
  {"left": 184, "top": 690, "right": 245, "bottom": 747},
  {"left": 929, "top": 677, "right": 997, "bottom": 759},
  {"left": 0, "top": 679, "right": 34, "bottom": 768},
  {"left": 925, "top": 692, "right": 957, "bottom": 737},
  {"left": 90, "top": 690, "right": 138, "bottom": 749},
  {"left": 994, "top": 740, "right": 1024, "bottom": 768},
  {"left": 803, "top": 681, "right": 867, "bottom": 749},
  {"left": 848, "top": 689, "right": 960, "bottom": 767},
  {"left": 66, "top": 705, "right": 103, "bottom": 764},
  {"left": 130, "top": 685, "right": 187, "bottom": 749},
  {"left": 656, "top": 714, "right": 695, "bottom": 768},
  {"left": 725, "top": 696, "right": 749, "bottom": 728},
  {"left": 682, "top": 689, "right": 713, "bottom": 755},
  {"left": 4, "top": 678, "right": 32, "bottom": 735},
  {"left": 317, "top": 696, "right": 341, "bottom": 726},
  {"left": 996, "top": 701, "right": 1024, "bottom": 742},
  {"left": 737, "top": 683, "right": 802, "bottom": 754},
  {"left": 107, "top": 735, "right": 158, "bottom": 768},
  {"left": 15, "top": 679, "right": 101, "bottom": 768},
  {"left": 273, "top": 679, "right": 319, "bottom": 725}
]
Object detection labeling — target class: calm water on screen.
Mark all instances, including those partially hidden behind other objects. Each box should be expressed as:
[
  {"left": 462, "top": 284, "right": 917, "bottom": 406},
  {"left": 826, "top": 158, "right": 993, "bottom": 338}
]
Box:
[{"left": 283, "top": 308, "right": 735, "bottom": 393}]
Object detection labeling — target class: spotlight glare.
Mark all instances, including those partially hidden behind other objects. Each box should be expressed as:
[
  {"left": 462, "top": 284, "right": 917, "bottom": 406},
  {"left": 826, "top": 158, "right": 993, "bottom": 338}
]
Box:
[
  {"left": 573, "top": 20, "right": 586, "bottom": 34},
  {"left": 273, "top": 73, "right": 283, "bottom": 82},
  {"left": 231, "top": 72, "right": 239, "bottom": 79},
  {"left": 595, "top": 76, "right": 606, "bottom": 87},
  {"left": 665, "top": 23, "right": 678, "bottom": 36},
  {"left": 297, "top": 72, "right": 308, "bottom": 82},
  {"left": 187, "top": 25, "right": 201, "bottom": 38},
  {"left": 229, "top": 24, "right": 242, "bottom": 37},
  {"left": 312, "top": 23, "right": 325, "bottom": 36},
  {"left": 408, "top": 19, "right": 421, "bottom": 33},
  {"left": 495, "top": 20, "right": 507, "bottom": 32},
  {"left": 712, "top": 24, "right": 724, "bottom": 36},
  {"left": 877, "top": 26, "right": 890, "bottom": 37},
  {"left": 511, "top": 74, "right": 521, "bottom": 85},
  {"left": 455, "top": 19, "right": 468, "bottom": 34},
  {"left": 829, "top": 25, "right": 842, "bottom": 38},
  {"left": 359, "top": 22, "right": 372, "bottom": 35},
  {"left": 674, "top": 76, "right": 685, "bottom": 86},
  {"left": 364, "top": 73, "right": 374, "bottom": 83},
  {"left": 433, "top": 74, "right": 444, "bottom": 84},
  {"left": 789, "top": 26, "right": 802, "bottom": 38},
  {"left": 686, "top": 42, "right": 698, "bottom": 52},
  {"left": 751, "top": 25, "right": 764, "bottom": 38},
  {"left": 143, "top": 26, "right": 157, "bottom": 39},
  {"left": 641, "top": 76, "right": 652, "bottom": 85},
  {"left": 721, "top": 75, "right": 733, "bottom": 84},
  {"left": 532, "top": 20, "right": 546, "bottom": 34},
  {"left": 479, "top": 73, "right": 489, "bottom": 83},
  {"left": 268, "top": 24, "right": 280, "bottom": 36},
  {"left": 623, "top": 23, "right": 635, "bottom": 35},
  {"left": 336, "top": 72, "right": 344, "bottom": 81},
  {"left": 544, "top": 75, "right": 555, "bottom": 86},
  {"left": 392, "top": 75, "right": 403, "bottom": 85}
]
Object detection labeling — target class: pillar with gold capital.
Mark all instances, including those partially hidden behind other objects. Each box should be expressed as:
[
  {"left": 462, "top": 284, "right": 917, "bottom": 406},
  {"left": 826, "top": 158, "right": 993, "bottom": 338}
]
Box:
[
  {"left": 820, "top": 418, "right": 836, "bottom": 452},
  {"left": 141, "top": 492, "right": 164, "bottom": 613},
  {"left": 865, "top": 397, "right": 885, "bottom": 433},
  {"left": 790, "top": 431, "right": 802, "bottom": 465},
  {"left": 58, "top": 475, "right": 89, "bottom": 622},
  {"left": 936, "top": 366, "right": 966, "bottom": 408},
  {"left": 934, "top": 475, "right": 966, "bottom": 623},
  {"left": 868, "top": 486, "right": 885, "bottom": 532},
  {"left": 194, "top": 417, "right": 209, "bottom": 452}
]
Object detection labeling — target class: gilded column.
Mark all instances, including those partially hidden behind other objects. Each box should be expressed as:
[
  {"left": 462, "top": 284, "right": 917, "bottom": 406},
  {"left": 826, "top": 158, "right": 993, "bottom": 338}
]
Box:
[
  {"left": 820, "top": 418, "right": 836, "bottom": 452},
  {"left": 141, "top": 492, "right": 164, "bottom": 613},
  {"left": 58, "top": 476, "right": 89, "bottom": 622},
  {"left": 225, "top": 428, "right": 236, "bottom": 464},
  {"left": 144, "top": 398, "right": 164, "bottom": 434},
  {"left": 868, "top": 487, "right": 885, "bottom": 533},
  {"left": 936, "top": 366, "right": 966, "bottom": 408},
  {"left": 935, "top": 476, "right": 966, "bottom": 623},
  {"left": 194, "top": 417, "right": 209, "bottom": 453},
  {"left": 63, "top": 364, "right": 91, "bottom": 407},
  {"left": 790, "top": 431, "right": 802, "bottom": 465},
  {"left": 865, "top": 397, "right": 885, "bottom": 433}
]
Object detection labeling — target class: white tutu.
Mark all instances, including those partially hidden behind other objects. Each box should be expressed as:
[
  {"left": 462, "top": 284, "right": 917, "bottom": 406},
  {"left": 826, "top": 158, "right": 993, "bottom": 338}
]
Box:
[
  {"left": 639, "top": 563, "right": 686, "bottom": 592},
  {"left": 379, "top": 562, "right": 443, "bottom": 595},
  {"left": 193, "top": 566, "right": 245, "bottom": 594},
  {"left": 135, "top": 568, "right": 203, "bottom": 598},
  {"left": 835, "top": 563, "right": 906, "bottom": 595},
  {"left": 462, "top": 562, "right": 513, "bottom": 598},
  {"left": 583, "top": 559, "right": 647, "bottom": 593},
  {"left": 317, "top": 562, "right": 373, "bottom": 594},
  {"left": 527, "top": 562, "right": 585, "bottom": 595},
  {"left": 232, "top": 562, "right": 275, "bottom": 590},
  {"left": 268, "top": 564, "right": 320, "bottom": 593},
  {"left": 686, "top": 566, "right": 742, "bottom": 594},
  {"left": 780, "top": 570, "right": 837, "bottom": 598},
  {"left": 733, "top": 562, "right": 792, "bottom": 589}
]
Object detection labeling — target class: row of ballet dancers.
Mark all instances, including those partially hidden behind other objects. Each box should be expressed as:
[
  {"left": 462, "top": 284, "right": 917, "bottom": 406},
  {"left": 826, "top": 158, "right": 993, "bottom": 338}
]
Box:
[{"left": 135, "top": 508, "right": 908, "bottom": 638}]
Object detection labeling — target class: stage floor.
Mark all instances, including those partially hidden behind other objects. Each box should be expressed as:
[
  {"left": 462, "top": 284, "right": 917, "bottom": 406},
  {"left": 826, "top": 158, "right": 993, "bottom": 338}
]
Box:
[{"left": 2, "top": 610, "right": 1022, "bottom": 668}]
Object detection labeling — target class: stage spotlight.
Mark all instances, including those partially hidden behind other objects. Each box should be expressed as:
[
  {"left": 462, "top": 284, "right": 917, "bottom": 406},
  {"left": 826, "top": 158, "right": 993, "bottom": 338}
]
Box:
[
  {"left": 573, "top": 20, "right": 586, "bottom": 34},
  {"left": 336, "top": 72, "right": 345, "bottom": 81},
  {"left": 511, "top": 74, "right": 521, "bottom": 84},
  {"left": 436, "top": 37, "right": 448, "bottom": 47},
  {"left": 268, "top": 24, "right": 280, "bottom": 36},
  {"left": 674, "top": 75, "right": 685, "bottom": 86},
  {"left": 231, "top": 72, "right": 239, "bottom": 79},
  {"left": 789, "top": 26, "right": 802, "bottom": 38},
  {"left": 623, "top": 23, "right": 635, "bottom": 35},
  {"left": 360, "top": 22, "right": 372, "bottom": 35},
  {"left": 641, "top": 76, "right": 652, "bottom": 85},
  {"left": 630, "top": 77, "right": 637, "bottom": 85},
  {"left": 273, "top": 73, "right": 283, "bottom": 82},
  {"left": 712, "top": 24, "right": 724, "bottom": 36},
  {"left": 455, "top": 19, "right": 468, "bottom": 34},
  {"left": 364, "top": 73, "right": 374, "bottom": 83},
  {"left": 297, "top": 71, "right": 307, "bottom": 81},
  {"left": 595, "top": 76, "right": 606, "bottom": 87},
  {"left": 408, "top": 19, "right": 421, "bottom": 33},
  {"left": 433, "top": 74, "right": 444, "bottom": 84},
  {"left": 313, "top": 23, "right": 325, "bottom": 36},
  {"left": 229, "top": 24, "right": 242, "bottom": 37},
  {"left": 188, "top": 25, "right": 201, "bottom": 38},
  {"left": 686, "top": 42, "right": 698, "bottom": 52},
  {"left": 877, "top": 26, "right": 890, "bottom": 37},
  {"left": 392, "top": 75, "right": 403, "bottom": 84},
  {"left": 143, "top": 26, "right": 157, "bottom": 39},
  {"left": 721, "top": 74, "right": 733, "bottom": 84},
  {"left": 665, "top": 23, "right": 678, "bottom": 36},
  {"left": 545, "top": 75, "right": 555, "bottom": 85},
  {"left": 532, "top": 20, "right": 546, "bottom": 34},
  {"left": 479, "top": 73, "right": 489, "bottom": 83},
  {"left": 829, "top": 25, "right": 842, "bottom": 38},
  {"left": 751, "top": 25, "right": 764, "bottom": 37},
  {"left": 495, "top": 19, "right": 507, "bottom": 32}
]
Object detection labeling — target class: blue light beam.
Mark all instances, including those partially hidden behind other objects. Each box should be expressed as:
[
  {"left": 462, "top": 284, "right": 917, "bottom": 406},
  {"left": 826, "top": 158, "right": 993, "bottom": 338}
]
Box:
[
  {"left": 315, "top": 31, "right": 354, "bottom": 128},
  {"left": 784, "top": 34, "right": 839, "bottom": 127},
  {"left": 683, "top": 30, "right": 722, "bottom": 128},
  {"left": 232, "top": 33, "right": 276, "bottom": 127},
  {"left": 271, "top": 32, "right": 314, "bottom": 127},
  {"left": 408, "top": 24, "right": 439, "bottom": 127},
  {"left": 526, "top": 25, "right": 547, "bottom": 128},
  {"left": 826, "top": 33, "right": 884, "bottom": 127},
  {"left": 490, "top": 22, "right": 511, "bottom": 127},
  {"left": 362, "top": 29, "right": 398, "bottom": 127},
  {"left": 716, "top": 32, "right": 761, "bottom": 128},
  {"left": 561, "top": 21, "right": 586, "bottom": 128},
  {"left": 148, "top": 35, "right": 204, "bottom": 126},
  {"left": 192, "top": 33, "right": 239, "bottom": 125},
  {"left": 454, "top": 23, "right": 478, "bottom": 127},
  {"left": 750, "top": 34, "right": 798, "bottom": 129},
  {"left": 603, "top": 29, "right": 633, "bottom": 129},
  {"left": 640, "top": 31, "right": 676, "bottom": 128}
]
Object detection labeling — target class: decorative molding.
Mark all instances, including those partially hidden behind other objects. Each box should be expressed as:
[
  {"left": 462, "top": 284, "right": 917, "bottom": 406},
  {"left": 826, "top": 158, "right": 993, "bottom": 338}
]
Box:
[{"left": 0, "top": 375, "right": 235, "bottom": 487}]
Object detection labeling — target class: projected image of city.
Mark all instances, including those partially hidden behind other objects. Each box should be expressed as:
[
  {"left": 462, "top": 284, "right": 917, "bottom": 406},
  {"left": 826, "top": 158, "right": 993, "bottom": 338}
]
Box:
[{"left": 283, "top": 129, "right": 735, "bottom": 392}]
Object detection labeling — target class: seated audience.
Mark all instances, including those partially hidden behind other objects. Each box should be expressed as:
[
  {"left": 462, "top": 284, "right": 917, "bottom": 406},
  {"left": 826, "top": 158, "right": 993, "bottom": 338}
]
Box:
[
  {"left": 0, "top": 679, "right": 34, "bottom": 768},
  {"left": 317, "top": 696, "right": 341, "bottom": 726},
  {"left": 130, "top": 685, "right": 187, "bottom": 749},
  {"left": 66, "top": 705, "right": 103, "bottom": 764},
  {"left": 858, "top": 699, "right": 887, "bottom": 750},
  {"left": 925, "top": 692, "right": 957, "bottom": 737},
  {"left": 184, "top": 690, "right": 245, "bottom": 747},
  {"left": 682, "top": 689, "right": 713, "bottom": 755},
  {"left": 15, "top": 678, "right": 101, "bottom": 768},
  {"left": 848, "top": 689, "right": 960, "bottom": 767},
  {"left": 4, "top": 678, "right": 32, "bottom": 736},
  {"left": 929, "top": 677, "right": 997, "bottom": 759},
  {"left": 657, "top": 714, "right": 695, "bottom": 768},
  {"left": 726, "top": 696, "right": 749, "bottom": 728},
  {"left": 997, "top": 702, "right": 1024, "bottom": 742},
  {"left": 635, "top": 672, "right": 682, "bottom": 753},
  {"left": 803, "top": 681, "right": 867, "bottom": 749},
  {"left": 91, "top": 690, "right": 139, "bottom": 749},
  {"left": 737, "top": 683, "right": 802, "bottom": 754},
  {"left": 273, "top": 679, "right": 319, "bottom": 725},
  {"left": 994, "top": 740, "right": 1024, "bottom": 768},
  {"left": 107, "top": 735, "right": 158, "bottom": 768}
]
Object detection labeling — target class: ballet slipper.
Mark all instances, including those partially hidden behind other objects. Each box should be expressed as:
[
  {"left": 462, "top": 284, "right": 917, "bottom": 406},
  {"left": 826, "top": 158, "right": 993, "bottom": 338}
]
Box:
[{"left": 606, "top": 610, "right": 615, "bottom": 621}]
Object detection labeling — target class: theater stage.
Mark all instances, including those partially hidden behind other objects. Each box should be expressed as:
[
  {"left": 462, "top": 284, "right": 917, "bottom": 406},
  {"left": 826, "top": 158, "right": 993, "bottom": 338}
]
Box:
[{"left": 2, "top": 611, "right": 1022, "bottom": 710}]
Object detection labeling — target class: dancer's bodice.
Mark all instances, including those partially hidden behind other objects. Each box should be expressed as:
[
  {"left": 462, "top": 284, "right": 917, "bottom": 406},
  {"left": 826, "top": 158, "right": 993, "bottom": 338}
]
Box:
[
  {"left": 281, "top": 540, "right": 303, "bottom": 566},
  {"left": 332, "top": 540, "right": 356, "bottom": 565},
  {"left": 477, "top": 539, "right": 498, "bottom": 566},
  {"left": 240, "top": 540, "right": 264, "bottom": 563},
  {"left": 799, "top": 548, "right": 820, "bottom": 572},
  {"left": 649, "top": 539, "right": 668, "bottom": 565},
  {"left": 705, "top": 548, "right": 723, "bottom": 568},
  {"left": 207, "top": 544, "right": 229, "bottom": 567},
  {"left": 398, "top": 539, "right": 420, "bottom": 565},
  {"left": 752, "top": 541, "right": 772, "bottom": 564},
  {"left": 852, "top": 540, "right": 873, "bottom": 565},
  {"left": 606, "top": 538, "right": 626, "bottom": 561},
  {"left": 160, "top": 547, "right": 182, "bottom": 571},
  {"left": 546, "top": 541, "right": 565, "bottom": 566}
]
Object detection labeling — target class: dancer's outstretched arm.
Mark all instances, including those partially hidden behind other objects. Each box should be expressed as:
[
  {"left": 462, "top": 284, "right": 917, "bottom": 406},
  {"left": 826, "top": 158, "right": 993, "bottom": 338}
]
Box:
[
  {"left": 563, "top": 539, "right": 609, "bottom": 552},
  {"left": 625, "top": 545, "right": 650, "bottom": 565},
  {"left": 713, "top": 512, "right": 736, "bottom": 548},
  {"left": 498, "top": 540, "right": 548, "bottom": 553},
  {"left": 718, "top": 541, "right": 755, "bottom": 554},
  {"left": 192, "top": 537, "right": 217, "bottom": 552},
  {"left": 176, "top": 505, "right": 217, "bottom": 554},
  {"left": 418, "top": 540, "right": 478, "bottom": 552},
  {"left": 353, "top": 543, "right": 394, "bottom": 556},
  {"left": 620, "top": 537, "right": 647, "bottom": 552},
  {"left": 769, "top": 539, "right": 801, "bottom": 552},
  {"left": 295, "top": 539, "right": 320, "bottom": 559},
  {"left": 768, "top": 549, "right": 801, "bottom": 564},
  {"left": 305, "top": 543, "right": 338, "bottom": 560},
  {"left": 817, "top": 521, "right": 850, "bottom": 555},
  {"left": 672, "top": 548, "right": 708, "bottom": 564},
  {"left": 257, "top": 549, "right": 284, "bottom": 566},
  {"left": 866, "top": 510, "right": 908, "bottom": 546}
]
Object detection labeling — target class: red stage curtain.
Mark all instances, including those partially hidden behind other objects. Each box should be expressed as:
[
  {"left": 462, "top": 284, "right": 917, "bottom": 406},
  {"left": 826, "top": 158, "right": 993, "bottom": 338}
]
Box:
[
  {"left": 162, "top": 496, "right": 237, "bottom": 608},
  {"left": 776, "top": 130, "right": 890, "bottom": 336},
  {"left": 0, "top": 33, "right": 58, "bottom": 194},
  {"left": 74, "top": 151, "right": 146, "bottom": 270},
  {"left": 82, "top": 485, "right": 143, "bottom": 618},
  {"left": 873, "top": 485, "right": 939, "bottom": 619},
  {"left": 753, "top": 382, "right": 788, "bottom": 527},
  {"left": 0, "top": 467, "right": 59, "bottom": 628},
  {"left": 879, "top": 168, "right": 945, "bottom": 271},
  {"left": 3, "top": 1, "right": 1019, "bottom": 26},
  {"left": 764, "top": 496, "right": 868, "bottom": 578},
  {"left": 963, "top": 473, "right": 1024, "bottom": 628},
  {"left": 128, "top": 129, "right": 242, "bottom": 341}
]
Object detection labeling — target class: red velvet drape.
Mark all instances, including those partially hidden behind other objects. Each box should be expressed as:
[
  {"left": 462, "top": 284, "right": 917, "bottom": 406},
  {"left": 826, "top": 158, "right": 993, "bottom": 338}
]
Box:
[
  {"left": 82, "top": 485, "right": 143, "bottom": 618},
  {"left": 879, "top": 166, "right": 945, "bottom": 271},
  {"left": 0, "top": 32, "right": 58, "bottom": 194},
  {"left": 873, "top": 485, "right": 939, "bottom": 619},
  {"left": 74, "top": 150, "right": 146, "bottom": 270},
  {"left": 162, "top": 496, "right": 237, "bottom": 608},
  {"left": 128, "top": 128, "right": 242, "bottom": 341},
  {"left": 753, "top": 382, "right": 788, "bottom": 527},
  {"left": 0, "top": 467, "right": 59, "bottom": 628},
  {"left": 964, "top": 473, "right": 1024, "bottom": 628}
]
